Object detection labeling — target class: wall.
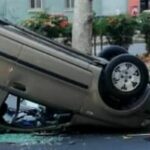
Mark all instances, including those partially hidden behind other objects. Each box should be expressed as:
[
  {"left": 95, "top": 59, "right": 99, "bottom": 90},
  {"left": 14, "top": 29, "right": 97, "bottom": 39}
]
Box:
[
  {"left": 101, "top": 0, "right": 127, "bottom": 16},
  {"left": 0, "top": 0, "right": 29, "bottom": 23},
  {"left": 0, "top": 0, "right": 128, "bottom": 23},
  {"left": 93, "top": 0, "right": 102, "bottom": 16}
]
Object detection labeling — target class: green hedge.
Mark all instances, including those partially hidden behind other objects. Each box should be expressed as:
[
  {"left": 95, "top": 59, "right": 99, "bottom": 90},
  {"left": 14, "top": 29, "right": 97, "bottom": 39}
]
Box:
[
  {"left": 22, "top": 12, "right": 72, "bottom": 39},
  {"left": 93, "top": 15, "right": 138, "bottom": 50},
  {"left": 22, "top": 12, "right": 150, "bottom": 53}
]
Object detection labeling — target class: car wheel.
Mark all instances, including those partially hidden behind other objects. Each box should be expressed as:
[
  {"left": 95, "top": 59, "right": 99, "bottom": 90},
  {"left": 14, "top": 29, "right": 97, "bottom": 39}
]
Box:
[
  {"left": 98, "top": 45, "right": 127, "bottom": 61},
  {"left": 103, "top": 54, "right": 149, "bottom": 99}
]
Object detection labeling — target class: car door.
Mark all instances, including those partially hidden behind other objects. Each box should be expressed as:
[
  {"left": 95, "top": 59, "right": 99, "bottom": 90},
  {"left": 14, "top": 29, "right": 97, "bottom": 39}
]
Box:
[
  {"left": 0, "top": 32, "right": 22, "bottom": 106},
  {"left": 11, "top": 44, "right": 93, "bottom": 111}
]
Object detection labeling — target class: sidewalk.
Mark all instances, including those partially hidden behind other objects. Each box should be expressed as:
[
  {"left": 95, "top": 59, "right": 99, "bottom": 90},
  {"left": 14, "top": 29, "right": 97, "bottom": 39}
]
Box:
[{"left": 92, "top": 34, "right": 145, "bottom": 45}]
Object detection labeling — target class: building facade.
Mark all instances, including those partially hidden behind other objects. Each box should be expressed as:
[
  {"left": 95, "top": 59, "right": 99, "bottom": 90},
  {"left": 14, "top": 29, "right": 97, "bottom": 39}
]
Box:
[{"left": 0, "top": 0, "right": 147, "bottom": 23}]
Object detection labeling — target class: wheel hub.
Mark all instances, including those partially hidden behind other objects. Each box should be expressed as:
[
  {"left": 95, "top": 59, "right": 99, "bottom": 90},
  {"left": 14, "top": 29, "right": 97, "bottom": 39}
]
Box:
[{"left": 112, "top": 62, "right": 141, "bottom": 92}]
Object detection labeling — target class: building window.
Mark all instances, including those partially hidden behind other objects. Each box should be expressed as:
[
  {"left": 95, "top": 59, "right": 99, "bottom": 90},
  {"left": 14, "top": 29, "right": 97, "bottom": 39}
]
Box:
[
  {"left": 65, "top": 0, "right": 74, "bottom": 9},
  {"left": 140, "top": 0, "right": 150, "bottom": 12},
  {"left": 30, "top": 0, "right": 42, "bottom": 9}
]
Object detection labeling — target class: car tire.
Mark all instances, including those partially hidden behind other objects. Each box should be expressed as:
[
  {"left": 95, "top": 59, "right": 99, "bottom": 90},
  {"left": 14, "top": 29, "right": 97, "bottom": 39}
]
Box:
[
  {"left": 98, "top": 45, "right": 128, "bottom": 61},
  {"left": 103, "top": 54, "right": 149, "bottom": 99}
]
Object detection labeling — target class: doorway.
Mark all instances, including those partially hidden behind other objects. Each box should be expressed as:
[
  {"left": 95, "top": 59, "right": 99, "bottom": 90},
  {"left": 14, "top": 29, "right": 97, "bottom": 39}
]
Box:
[{"left": 140, "top": 0, "right": 150, "bottom": 11}]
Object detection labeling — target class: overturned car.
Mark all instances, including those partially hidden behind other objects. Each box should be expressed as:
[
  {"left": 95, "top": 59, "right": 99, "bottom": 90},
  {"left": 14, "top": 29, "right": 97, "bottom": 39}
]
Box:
[{"left": 0, "top": 19, "right": 149, "bottom": 131}]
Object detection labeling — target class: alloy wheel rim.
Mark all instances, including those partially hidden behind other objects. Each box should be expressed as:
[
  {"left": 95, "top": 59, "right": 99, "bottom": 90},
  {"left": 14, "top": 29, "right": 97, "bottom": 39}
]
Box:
[{"left": 112, "top": 62, "right": 141, "bottom": 92}]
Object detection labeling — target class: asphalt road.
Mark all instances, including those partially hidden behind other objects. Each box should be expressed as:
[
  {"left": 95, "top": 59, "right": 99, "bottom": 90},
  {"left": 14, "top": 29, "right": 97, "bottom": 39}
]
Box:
[{"left": 1, "top": 133, "right": 150, "bottom": 150}]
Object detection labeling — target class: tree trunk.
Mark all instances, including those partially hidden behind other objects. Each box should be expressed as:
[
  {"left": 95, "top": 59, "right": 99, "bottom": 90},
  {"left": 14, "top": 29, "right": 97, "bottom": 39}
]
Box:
[{"left": 72, "top": 0, "right": 93, "bottom": 55}]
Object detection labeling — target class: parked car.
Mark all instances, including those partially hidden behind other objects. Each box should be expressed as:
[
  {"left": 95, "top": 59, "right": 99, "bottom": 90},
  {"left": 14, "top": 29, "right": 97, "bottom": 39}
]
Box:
[{"left": 0, "top": 19, "right": 149, "bottom": 131}]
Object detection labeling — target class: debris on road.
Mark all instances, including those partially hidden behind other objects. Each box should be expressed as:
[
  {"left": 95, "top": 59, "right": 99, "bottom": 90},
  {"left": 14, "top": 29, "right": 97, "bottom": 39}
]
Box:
[{"left": 0, "top": 134, "right": 64, "bottom": 146}]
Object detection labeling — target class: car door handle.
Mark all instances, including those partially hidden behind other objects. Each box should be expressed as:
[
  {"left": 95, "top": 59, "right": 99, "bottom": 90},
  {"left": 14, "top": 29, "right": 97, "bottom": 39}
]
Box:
[{"left": 11, "top": 82, "right": 26, "bottom": 92}]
